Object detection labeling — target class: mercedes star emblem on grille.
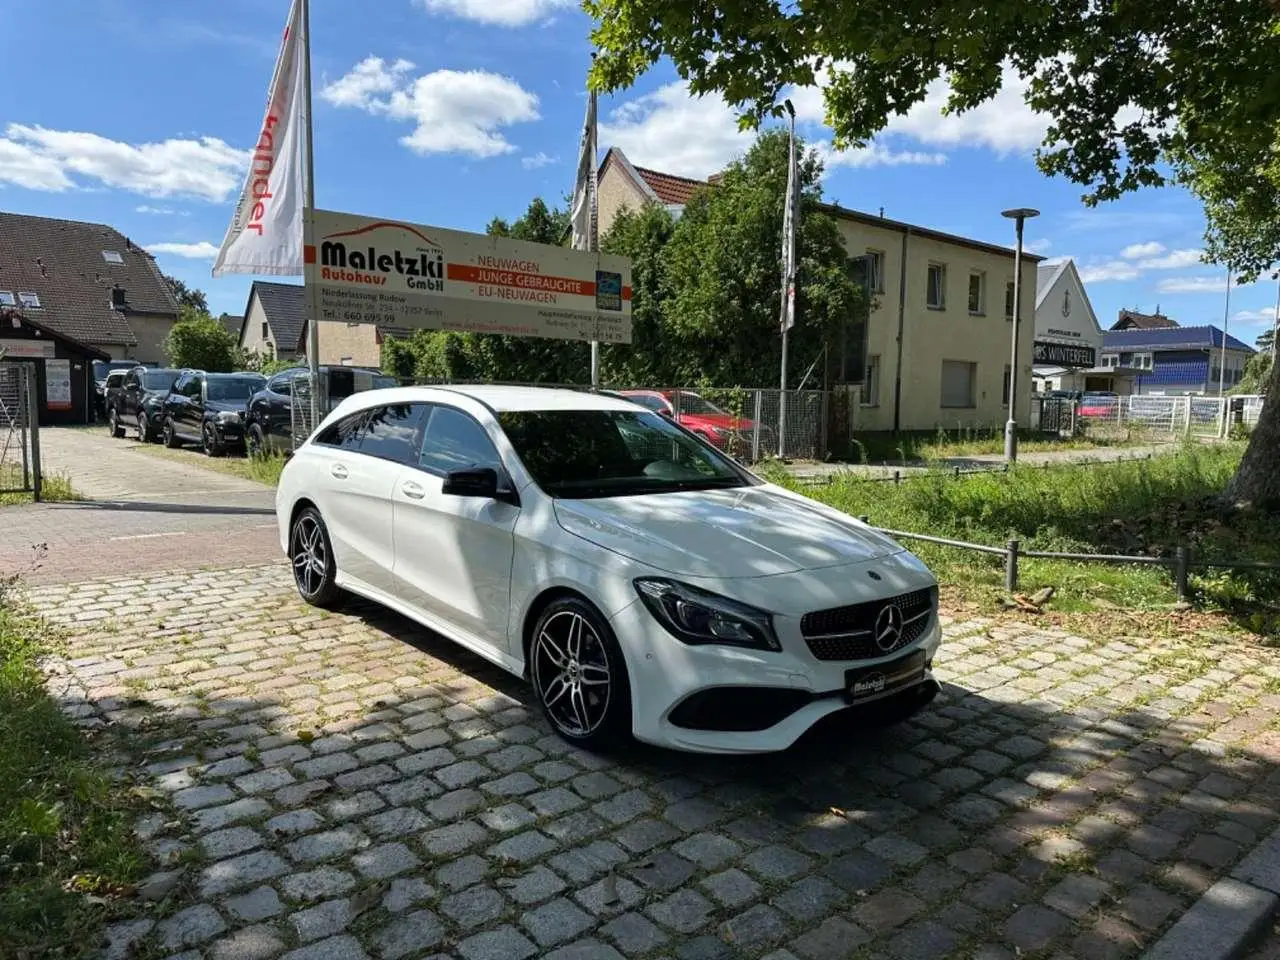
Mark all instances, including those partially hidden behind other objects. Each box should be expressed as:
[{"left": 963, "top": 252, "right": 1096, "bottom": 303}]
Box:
[{"left": 874, "top": 603, "right": 904, "bottom": 651}]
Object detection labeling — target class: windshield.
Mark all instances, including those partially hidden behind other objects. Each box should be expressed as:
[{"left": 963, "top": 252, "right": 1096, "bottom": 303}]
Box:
[
  {"left": 498, "top": 409, "right": 748, "bottom": 499},
  {"left": 93, "top": 361, "right": 134, "bottom": 379},
  {"left": 143, "top": 370, "right": 178, "bottom": 391},
  {"left": 622, "top": 393, "right": 670, "bottom": 413},
  {"left": 677, "top": 393, "right": 726, "bottom": 416},
  {"left": 206, "top": 377, "right": 263, "bottom": 402}
]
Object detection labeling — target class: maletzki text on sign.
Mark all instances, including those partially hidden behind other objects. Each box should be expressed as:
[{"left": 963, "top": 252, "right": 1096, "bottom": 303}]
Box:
[{"left": 303, "top": 210, "right": 632, "bottom": 344}]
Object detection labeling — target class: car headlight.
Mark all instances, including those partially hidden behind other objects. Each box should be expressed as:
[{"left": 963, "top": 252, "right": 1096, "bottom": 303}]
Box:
[
  {"left": 216, "top": 410, "right": 242, "bottom": 424},
  {"left": 634, "top": 579, "right": 780, "bottom": 651}
]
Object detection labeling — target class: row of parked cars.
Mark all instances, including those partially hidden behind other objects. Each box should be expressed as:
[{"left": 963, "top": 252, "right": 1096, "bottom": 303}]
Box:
[{"left": 101, "top": 364, "right": 397, "bottom": 457}]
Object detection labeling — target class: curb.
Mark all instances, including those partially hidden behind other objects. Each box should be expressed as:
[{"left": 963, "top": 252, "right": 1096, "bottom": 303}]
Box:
[{"left": 1142, "top": 826, "right": 1280, "bottom": 960}]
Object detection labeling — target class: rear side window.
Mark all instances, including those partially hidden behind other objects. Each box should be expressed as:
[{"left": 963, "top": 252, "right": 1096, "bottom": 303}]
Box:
[
  {"left": 267, "top": 373, "right": 293, "bottom": 396},
  {"left": 357, "top": 404, "right": 426, "bottom": 464},
  {"left": 419, "top": 406, "right": 501, "bottom": 475},
  {"left": 314, "top": 410, "right": 367, "bottom": 449}
]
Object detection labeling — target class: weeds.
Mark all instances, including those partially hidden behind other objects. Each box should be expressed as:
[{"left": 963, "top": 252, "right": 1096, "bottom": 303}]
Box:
[
  {"left": 131, "top": 444, "right": 287, "bottom": 487},
  {"left": 0, "top": 464, "right": 78, "bottom": 507},
  {"left": 841, "top": 426, "right": 1156, "bottom": 464}
]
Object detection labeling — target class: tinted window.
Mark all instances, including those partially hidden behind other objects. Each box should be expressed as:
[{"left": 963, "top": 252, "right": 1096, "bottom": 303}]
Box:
[
  {"left": 624, "top": 393, "right": 670, "bottom": 413},
  {"left": 183, "top": 375, "right": 203, "bottom": 399},
  {"left": 207, "top": 376, "right": 264, "bottom": 402},
  {"left": 314, "top": 410, "right": 367, "bottom": 449},
  {"left": 106, "top": 371, "right": 126, "bottom": 388},
  {"left": 143, "top": 369, "right": 178, "bottom": 391},
  {"left": 419, "top": 406, "right": 501, "bottom": 475},
  {"left": 267, "top": 373, "right": 293, "bottom": 396},
  {"left": 124, "top": 371, "right": 141, "bottom": 390},
  {"left": 357, "top": 404, "right": 425, "bottom": 464},
  {"left": 498, "top": 409, "right": 746, "bottom": 499}
]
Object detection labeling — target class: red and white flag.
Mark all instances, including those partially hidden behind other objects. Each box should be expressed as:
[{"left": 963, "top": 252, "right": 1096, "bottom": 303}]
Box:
[{"left": 212, "top": 0, "right": 309, "bottom": 277}]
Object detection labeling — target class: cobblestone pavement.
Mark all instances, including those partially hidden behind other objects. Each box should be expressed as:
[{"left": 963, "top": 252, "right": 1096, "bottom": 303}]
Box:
[{"left": 27, "top": 565, "right": 1280, "bottom": 960}]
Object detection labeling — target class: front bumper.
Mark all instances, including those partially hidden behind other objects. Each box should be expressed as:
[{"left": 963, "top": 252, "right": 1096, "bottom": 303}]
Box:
[
  {"left": 211, "top": 419, "right": 246, "bottom": 445},
  {"left": 609, "top": 567, "right": 943, "bottom": 754}
]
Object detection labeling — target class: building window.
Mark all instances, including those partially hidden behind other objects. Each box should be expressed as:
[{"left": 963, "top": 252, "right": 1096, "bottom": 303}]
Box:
[
  {"left": 1102, "top": 354, "right": 1119, "bottom": 368},
  {"left": 261, "top": 321, "right": 269, "bottom": 340},
  {"left": 17, "top": 292, "right": 41, "bottom": 309},
  {"left": 1002, "top": 365, "right": 1012, "bottom": 406},
  {"left": 1134, "top": 353, "right": 1153, "bottom": 370},
  {"left": 941, "top": 360, "right": 977, "bottom": 409},
  {"left": 1005, "top": 281, "right": 1015, "bottom": 319},
  {"left": 866, "top": 250, "right": 886, "bottom": 294},
  {"left": 861, "top": 356, "right": 880, "bottom": 407},
  {"left": 0, "top": 291, "right": 14, "bottom": 307},
  {"left": 968, "top": 272, "right": 985, "bottom": 315},
  {"left": 927, "top": 263, "right": 946, "bottom": 310},
  {"left": 102, "top": 250, "right": 124, "bottom": 264}
]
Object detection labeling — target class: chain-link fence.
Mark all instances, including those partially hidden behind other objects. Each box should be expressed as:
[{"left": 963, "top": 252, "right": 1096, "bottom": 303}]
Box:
[
  {"left": 1034, "top": 393, "right": 1266, "bottom": 441},
  {"left": 0, "top": 361, "right": 42, "bottom": 500}
]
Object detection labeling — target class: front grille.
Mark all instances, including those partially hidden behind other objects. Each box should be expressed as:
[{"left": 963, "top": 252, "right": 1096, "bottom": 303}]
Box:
[{"left": 801, "top": 586, "right": 937, "bottom": 662}]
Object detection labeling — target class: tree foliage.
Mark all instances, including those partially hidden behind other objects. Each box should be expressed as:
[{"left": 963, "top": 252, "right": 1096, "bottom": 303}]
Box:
[
  {"left": 162, "top": 274, "right": 209, "bottom": 313},
  {"left": 164, "top": 307, "right": 239, "bottom": 372}
]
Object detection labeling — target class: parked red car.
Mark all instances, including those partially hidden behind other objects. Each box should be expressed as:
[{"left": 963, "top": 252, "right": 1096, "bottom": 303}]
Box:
[
  {"left": 1077, "top": 391, "right": 1120, "bottom": 418},
  {"left": 615, "top": 389, "right": 771, "bottom": 450}
]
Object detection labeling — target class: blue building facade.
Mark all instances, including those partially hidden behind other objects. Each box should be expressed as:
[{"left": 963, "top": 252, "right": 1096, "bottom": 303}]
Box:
[{"left": 1100, "top": 326, "right": 1256, "bottom": 395}]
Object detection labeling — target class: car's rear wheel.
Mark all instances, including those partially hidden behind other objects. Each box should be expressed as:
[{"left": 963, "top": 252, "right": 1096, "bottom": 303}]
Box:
[
  {"left": 290, "top": 507, "right": 340, "bottom": 607},
  {"left": 107, "top": 408, "right": 123, "bottom": 438},
  {"left": 137, "top": 412, "right": 152, "bottom": 443},
  {"left": 530, "top": 598, "right": 631, "bottom": 750},
  {"left": 162, "top": 418, "right": 180, "bottom": 448},
  {"left": 247, "top": 423, "right": 266, "bottom": 458},
  {"left": 202, "top": 422, "right": 224, "bottom": 457}
]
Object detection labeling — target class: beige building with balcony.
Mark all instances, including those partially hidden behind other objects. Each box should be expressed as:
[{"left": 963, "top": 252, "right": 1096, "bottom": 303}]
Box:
[{"left": 597, "top": 148, "right": 1043, "bottom": 433}]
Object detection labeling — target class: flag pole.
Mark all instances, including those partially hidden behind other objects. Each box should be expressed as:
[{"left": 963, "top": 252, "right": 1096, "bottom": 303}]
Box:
[
  {"left": 587, "top": 63, "right": 600, "bottom": 389},
  {"left": 301, "top": 0, "right": 320, "bottom": 431},
  {"left": 778, "top": 101, "right": 797, "bottom": 459}
]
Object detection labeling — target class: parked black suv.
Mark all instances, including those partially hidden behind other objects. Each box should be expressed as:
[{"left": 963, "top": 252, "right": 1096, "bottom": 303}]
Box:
[
  {"left": 92, "top": 360, "right": 139, "bottom": 419},
  {"left": 161, "top": 371, "right": 266, "bottom": 456},
  {"left": 245, "top": 365, "right": 398, "bottom": 455},
  {"left": 105, "top": 365, "right": 181, "bottom": 441}
]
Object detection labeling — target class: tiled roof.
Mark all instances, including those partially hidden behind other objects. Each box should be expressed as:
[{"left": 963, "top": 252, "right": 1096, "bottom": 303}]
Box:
[
  {"left": 1112, "top": 309, "right": 1178, "bottom": 330},
  {"left": 1103, "top": 325, "right": 1255, "bottom": 353},
  {"left": 251, "top": 281, "right": 306, "bottom": 354},
  {"left": 632, "top": 165, "right": 707, "bottom": 205},
  {"left": 0, "top": 211, "right": 178, "bottom": 346},
  {"left": 1142, "top": 358, "right": 1211, "bottom": 386},
  {"left": 218, "top": 314, "right": 243, "bottom": 340}
]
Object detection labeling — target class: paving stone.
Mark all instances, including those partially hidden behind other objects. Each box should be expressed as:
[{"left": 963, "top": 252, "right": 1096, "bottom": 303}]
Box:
[
  {"left": 596, "top": 789, "right": 654, "bottom": 824},
  {"left": 743, "top": 844, "right": 814, "bottom": 882},
  {"left": 225, "top": 885, "right": 285, "bottom": 921},
  {"left": 209, "top": 924, "right": 285, "bottom": 960},
  {"left": 235, "top": 767, "right": 296, "bottom": 794},
  {"left": 383, "top": 876, "right": 437, "bottom": 913},
  {"left": 325, "top": 791, "right": 386, "bottom": 821},
  {"left": 290, "top": 898, "right": 354, "bottom": 942},
  {"left": 864, "top": 834, "right": 928, "bottom": 867},
  {"left": 379, "top": 775, "right": 442, "bottom": 806},
  {"left": 201, "top": 826, "right": 265, "bottom": 859},
  {"left": 665, "top": 798, "right": 727, "bottom": 832},
  {"left": 522, "top": 897, "right": 595, "bottom": 946},
  {"left": 436, "top": 854, "right": 490, "bottom": 891},
  {"left": 373, "top": 909, "right": 445, "bottom": 958},
  {"left": 280, "top": 934, "right": 371, "bottom": 960},
  {"left": 543, "top": 810, "right": 607, "bottom": 844},
  {"left": 542, "top": 939, "right": 626, "bottom": 960},
  {"left": 426, "top": 788, "right": 486, "bottom": 821},
  {"left": 824, "top": 850, "right": 893, "bottom": 891},
  {"left": 853, "top": 888, "right": 924, "bottom": 932},
  {"left": 440, "top": 885, "right": 506, "bottom": 928},
  {"left": 352, "top": 841, "right": 419, "bottom": 879},
  {"left": 602, "top": 912, "right": 669, "bottom": 954},
  {"left": 457, "top": 925, "right": 537, "bottom": 960},
  {"left": 790, "top": 917, "right": 870, "bottom": 960},
  {"left": 674, "top": 832, "right": 744, "bottom": 870},
  {"left": 1043, "top": 873, "right": 1111, "bottom": 919},
  {"left": 281, "top": 866, "right": 358, "bottom": 903},
  {"left": 575, "top": 874, "right": 644, "bottom": 916},
  {"left": 772, "top": 875, "right": 843, "bottom": 922},
  {"left": 627, "top": 849, "right": 696, "bottom": 891},
  {"left": 173, "top": 783, "right": 237, "bottom": 810},
  {"left": 480, "top": 802, "right": 538, "bottom": 833},
  {"left": 1004, "top": 904, "right": 1071, "bottom": 953},
  {"left": 335, "top": 764, "right": 398, "bottom": 792},
  {"left": 423, "top": 820, "right": 489, "bottom": 857},
  {"left": 489, "top": 829, "right": 557, "bottom": 863},
  {"left": 266, "top": 809, "right": 326, "bottom": 838},
  {"left": 1118, "top": 883, "right": 1183, "bottom": 931},
  {"left": 362, "top": 806, "right": 430, "bottom": 839},
  {"left": 721, "top": 903, "right": 788, "bottom": 946},
  {"left": 159, "top": 903, "right": 228, "bottom": 948},
  {"left": 435, "top": 760, "right": 491, "bottom": 789},
  {"left": 646, "top": 888, "right": 714, "bottom": 933},
  {"left": 703, "top": 868, "right": 762, "bottom": 909},
  {"left": 616, "top": 817, "right": 680, "bottom": 853},
  {"left": 102, "top": 918, "right": 155, "bottom": 960},
  {"left": 286, "top": 826, "right": 369, "bottom": 863},
  {"left": 294, "top": 753, "right": 358, "bottom": 780},
  {"left": 528, "top": 787, "right": 585, "bottom": 817},
  {"left": 965, "top": 872, "right": 1032, "bottom": 913},
  {"left": 504, "top": 864, "right": 568, "bottom": 905},
  {"left": 885, "top": 920, "right": 960, "bottom": 960},
  {"left": 201, "top": 850, "right": 290, "bottom": 897}
]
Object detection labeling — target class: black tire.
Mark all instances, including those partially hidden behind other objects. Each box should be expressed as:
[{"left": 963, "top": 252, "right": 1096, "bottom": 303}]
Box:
[
  {"left": 162, "top": 418, "right": 181, "bottom": 448},
  {"left": 107, "top": 408, "right": 124, "bottom": 438},
  {"left": 289, "top": 506, "right": 340, "bottom": 608},
  {"left": 247, "top": 423, "right": 266, "bottom": 458},
  {"left": 530, "top": 596, "right": 632, "bottom": 751},
  {"left": 202, "top": 422, "right": 224, "bottom": 457},
  {"left": 137, "top": 411, "right": 152, "bottom": 443}
]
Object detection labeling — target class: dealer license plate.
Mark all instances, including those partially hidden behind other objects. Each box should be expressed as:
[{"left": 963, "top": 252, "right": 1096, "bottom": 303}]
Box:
[{"left": 845, "top": 649, "right": 927, "bottom": 703}]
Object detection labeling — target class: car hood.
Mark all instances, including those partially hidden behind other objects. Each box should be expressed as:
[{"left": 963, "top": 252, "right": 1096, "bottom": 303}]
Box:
[
  {"left": 204, "top": 399, "right": 247, "bottom": 414},
  {"left": 553, "top": 484, "right": 902, "bottom": 578},
  {"left": 683, "top": 413, "right": 754, "bottom": 430}
]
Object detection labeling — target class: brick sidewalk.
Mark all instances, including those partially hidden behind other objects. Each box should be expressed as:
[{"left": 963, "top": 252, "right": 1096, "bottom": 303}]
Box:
[{"left": 26, "top": 566, "right": 1280, "bottom": 960}]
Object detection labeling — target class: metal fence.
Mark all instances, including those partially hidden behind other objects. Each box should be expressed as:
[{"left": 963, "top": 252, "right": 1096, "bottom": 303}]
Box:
[
  {"left": 0, "top": 361, "right": 42, "bottom": 500},
  {"left": 1033, "top": 393, "right": 1266, "bottom": 440}
]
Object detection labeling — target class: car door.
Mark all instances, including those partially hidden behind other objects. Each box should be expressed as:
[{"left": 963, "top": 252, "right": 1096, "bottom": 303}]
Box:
[
  {"left": 262, "top": 372, "right": 295, "bottom": 451},
  {"left": 178, "top": 373, "right": 205, "bottom": 438},
  {"left": 165, "top": 372, "right": 190, "bottom": 432},
  {"left": 121, "top": 369, "right": 143, "bottom": 426},
  {"left": 311, "top": 404, "right": 412, "bottom": 595},
  {"left": 391, "top": 403, "right": 519, "bottom": 653}
]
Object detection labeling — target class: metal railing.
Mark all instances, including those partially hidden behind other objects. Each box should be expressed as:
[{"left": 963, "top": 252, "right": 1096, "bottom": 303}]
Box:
[
  {"left": 0, "top": 361, "right": 42, "bottom": 500},
  {"left": 855, "top": 516, "right": 1280, "bottom": 602},
  {"left": 1035, "top": 393, "right": 1267, "bottom": 440},
  {"left": 794, "top": 450, "right": 1165, "bottom": 487}
]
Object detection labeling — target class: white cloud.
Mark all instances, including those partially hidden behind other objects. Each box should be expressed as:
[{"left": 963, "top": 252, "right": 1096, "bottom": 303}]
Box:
[
  {"left": 816, "top": 141, "right": 947, "bottom": 170},
  {"left": 146, "top": 241, "right": 220, "bottom": 259},
  {"left": 136, "top": 204, "right": 187, "bottom": 216},
  {"left": 1157, "top": 275, "right": 1234, "bottom": 294},
  {"left": 882, "top": 67, "right": 1047, "bottom": 154},
  {"left": 414, "top": 0, "right": 573, "bottom": 27},
  {"left": 1080, "top": 261, "right": 1142, "bottom": 283},
  {"left": 323, "top": 61, "right": 539, "bottom": 158},
  {"left": 520, "top": 151, "right": 557, "bottom": 170},
  {"left": 320, "top": 56, "right": 414, "bottom": 111},
  {"left": 1121, "top": 241, "right": 1164, "bottom": 259},
  {"left": 0, "top": 124, "right": 246, "bottom": 201},
  {"left": 600, "top": 82, "right": 753, "bottom": 179},
  {"left": 1233, "top": 307, "right": 1277, "bottom": 327},
  {"left": 1025, "top": 238, "right": 1052, "bottom": 255},
  {"left": 1135, "top": 248, "right": 1204, "bottom": 270}
]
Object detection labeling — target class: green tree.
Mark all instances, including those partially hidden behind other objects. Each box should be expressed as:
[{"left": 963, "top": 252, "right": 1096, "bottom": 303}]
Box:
[
  {"left": 1257, "top": 327, "right": 1275, "bottom": 356},
  {"left": 164, "top": 307, "right": 238, "bottom": 372},
  {"left": 162, "top": 274, "right": 209, "bottom": 313},
  {"left": 1235, "top": 351, "right": 1274, "bottom": 396},
  {"left": 599, "top": 203, "right": 677, "bottom": 384}
]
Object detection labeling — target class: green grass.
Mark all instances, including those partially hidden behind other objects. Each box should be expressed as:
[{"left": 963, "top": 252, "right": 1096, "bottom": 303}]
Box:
[
  {"left": 843, "top": 426, "right": 1159, "bottom": 464},
  {"left": 0, "top": 464, "right": 78, "bottom": 507},
  {"left": 768, "top": 441, "right": 1280, "bottom": 633},
  {"left": 0, "top": 585, "right": 149, "bottom": 955},
  {"left": 131, "top": 443, "right": 287, "bottom": 486}
]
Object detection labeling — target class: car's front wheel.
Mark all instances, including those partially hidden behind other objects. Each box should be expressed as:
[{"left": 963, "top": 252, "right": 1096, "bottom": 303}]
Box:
[
  {"left": 289, "top": 506, "right": 340, "bottom": 607},
  {"left": 137, "top": 411, "right": 152, "bottom": 443},
  {"left": 202, "top": 422, "right": 224, "bottom": 457},
  {"left": 247, "top": 423, "right": 266, "bottom": 458},
  {"left": 162, "top": 418, "right": 180, "bottom": 448},
  {"left": 107, "top": 408, "right": 124, "bottom": 438},
  {"left": 530, "top": 597, "right": 632, "bottom": 751}
]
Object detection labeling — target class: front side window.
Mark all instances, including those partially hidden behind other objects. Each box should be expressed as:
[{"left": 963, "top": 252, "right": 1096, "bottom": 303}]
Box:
[
  {"left": 314, "top": 410, "right": 368, "bottom": 449},
  {"left": 927, "top": 264, "right": 946, "bottom": 309},
  {"left": 124, "top": 371, "right": 141, "bottom": 391},
  {"left": 184, "top": 375, "right": 204, "bottom": 399},
  {"left": 498, "top": 409, "right": 748, "bottom": 499},
  {"left": 419, "top": 406, "right": 502, "bottom": 475},
  {"left": 267, "top": 373, "right": 293, "bottom": 396},
  {"left": 357, "top": 404, "right": 425, "bottom": 464}
]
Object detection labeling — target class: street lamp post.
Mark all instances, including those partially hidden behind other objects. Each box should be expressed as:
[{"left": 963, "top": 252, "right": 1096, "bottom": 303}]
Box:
[{"left": 1001, "top": 207, "right": 1039, "bottom": 464}]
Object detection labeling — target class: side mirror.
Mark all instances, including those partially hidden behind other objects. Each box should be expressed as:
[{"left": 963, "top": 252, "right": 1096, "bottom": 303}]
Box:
[{"left": 442, "top": 467, "right": 518, "bottom": 506}]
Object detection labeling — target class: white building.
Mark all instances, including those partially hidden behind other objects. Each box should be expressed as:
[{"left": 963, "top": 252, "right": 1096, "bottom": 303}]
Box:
[{"left": 1032, "top": 259, "right": 1139, "bottom": 395}]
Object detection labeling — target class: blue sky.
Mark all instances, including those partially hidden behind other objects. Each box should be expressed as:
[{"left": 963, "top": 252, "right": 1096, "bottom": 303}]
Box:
[{"left": 1, "top": 0, "right": 1274, "bottom": 347}]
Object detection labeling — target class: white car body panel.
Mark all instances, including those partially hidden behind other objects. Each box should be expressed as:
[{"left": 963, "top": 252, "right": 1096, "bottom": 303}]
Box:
[{"left": 275, "top": 384, "right": 942, "bottom": 754}]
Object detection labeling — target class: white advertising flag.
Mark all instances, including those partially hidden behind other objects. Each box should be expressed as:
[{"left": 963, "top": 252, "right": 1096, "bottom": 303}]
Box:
[
  {"left": 570, "top": 90, "right": 598, "bottom": 252},
  {"left": 212, "top": 0, "right": 308, "bottom": 277},
  {"left": 779, "top": 113, "right": 799, "bottom": 333}
]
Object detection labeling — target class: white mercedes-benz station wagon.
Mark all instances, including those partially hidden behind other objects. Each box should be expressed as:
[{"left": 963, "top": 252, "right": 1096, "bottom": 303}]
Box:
[{"left": 276, "top": 385, "right": 942, "bottom": 754}]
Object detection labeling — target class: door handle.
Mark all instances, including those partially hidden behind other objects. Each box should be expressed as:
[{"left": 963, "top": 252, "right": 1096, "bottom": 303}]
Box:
[
  {"left": 330, "top": 464, "right": 349, "bottom": 479},
  {"left": 401, "top": 481, "right": 425, "bottom": 500}
]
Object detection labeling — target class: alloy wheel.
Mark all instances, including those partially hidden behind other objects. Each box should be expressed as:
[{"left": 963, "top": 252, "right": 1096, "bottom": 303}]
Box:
[
  {"left": 290, "top": 513, "right": 328, "bottom": 599},
  {"left": 532, "top": 610, "right": 612, "bottom": 737},
  {"left": 138, "top": 413, "right": 148, "bottom": 441}
]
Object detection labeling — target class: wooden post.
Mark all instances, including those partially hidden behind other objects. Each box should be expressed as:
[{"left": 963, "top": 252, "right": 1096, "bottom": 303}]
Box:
[{"left": 1005, "top": 539, "right": 1020, "bottom": 593}]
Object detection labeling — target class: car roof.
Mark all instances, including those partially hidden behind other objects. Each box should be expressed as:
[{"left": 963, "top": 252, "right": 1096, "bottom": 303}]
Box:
[{"left": 339, "top": 384, "right": 642, "bottom": 414}]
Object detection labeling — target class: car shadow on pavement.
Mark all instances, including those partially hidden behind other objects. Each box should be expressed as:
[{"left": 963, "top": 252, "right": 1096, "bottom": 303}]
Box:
[
  {"left": 35, "top": 576, "right": 1280, "bottom": 960},
  {"left": 46, "top": 499, "right": 276, "bottom": 517}
]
